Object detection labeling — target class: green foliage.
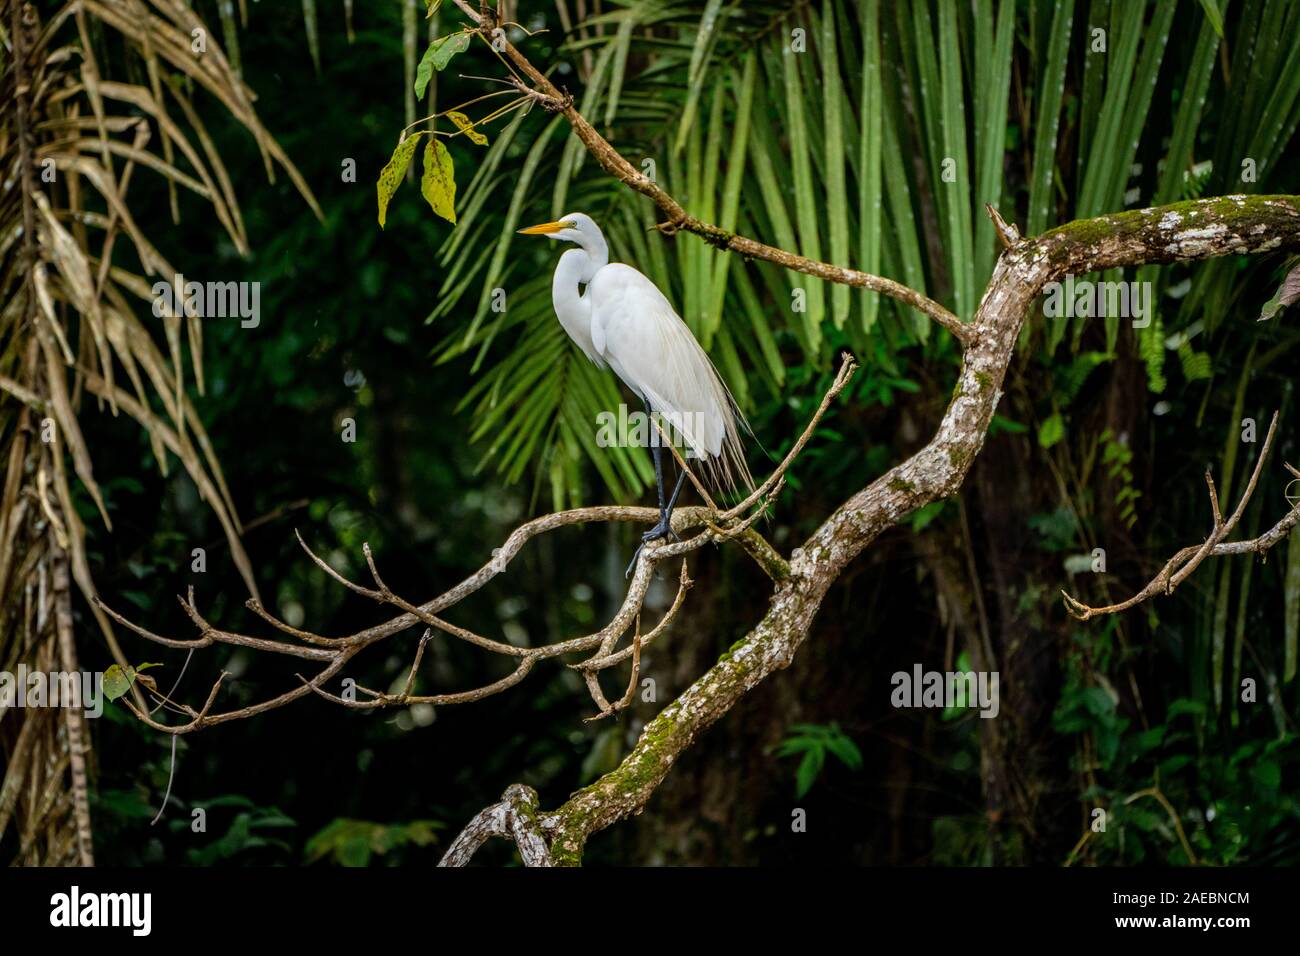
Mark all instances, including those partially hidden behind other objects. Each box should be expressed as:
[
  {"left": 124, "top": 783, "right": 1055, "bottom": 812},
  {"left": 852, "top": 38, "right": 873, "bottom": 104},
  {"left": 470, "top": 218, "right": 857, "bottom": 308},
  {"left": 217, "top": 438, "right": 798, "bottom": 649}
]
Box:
[
  {"left": 1197, "top": 0, "right": 1226, "bottom": 37},
  {"left": 1055, "top": 653, "right": 1300, "bottom": 865},
  {"left": 175, "top": 797, "right": 297, "bottom": 866},
  {"left": 1099, "top": 428, "right": 1140, "bottom": 529},
  {"left": 1053, "top": 351, "right": 1114, "bottom": 403},
  {"left": 75, "top": 0, "right": 1300, "bottom": 869},
  {"left": 1037, "top": 413, "right": 1065, "bottom": 450},
  {"left": 101, "top": 663, "right": 161, "bottom": 702},
  {"left": 1029, "top": 507, "right": 1080, "bottom": 553},
  {"left": 415, "top": 0, "right": 1300, "bottom": 516},
  {"left": 415, "top": 33, "right": 471, "bottom": 97},
  {"left": 988, "top": 414, "right": 1029, "bottom": 436},
  {"left": 775, "top": 722, "right": 864, "bottom": 798},
  {"left": 305, "top": 818, "right": 444, "bottom": 867},
  {"left": 942, "top": 651, "right": 979, "bottom": 721},
  {"left": 909, "top": 500, "right": 947, "bottom": 534}
]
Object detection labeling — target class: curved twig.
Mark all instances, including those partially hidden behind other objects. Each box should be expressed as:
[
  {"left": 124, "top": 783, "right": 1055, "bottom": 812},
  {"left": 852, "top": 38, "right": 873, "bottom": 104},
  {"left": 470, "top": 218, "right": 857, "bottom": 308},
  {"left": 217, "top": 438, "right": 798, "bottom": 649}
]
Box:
[{"left": 1063, "top": 412, "right": 1290, "bottom": 620}]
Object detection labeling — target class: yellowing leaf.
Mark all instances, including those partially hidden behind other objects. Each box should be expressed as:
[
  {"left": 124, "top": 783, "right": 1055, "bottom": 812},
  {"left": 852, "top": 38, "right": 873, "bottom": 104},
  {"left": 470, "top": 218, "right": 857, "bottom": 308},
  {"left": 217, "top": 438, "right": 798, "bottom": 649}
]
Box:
[
  {"left": 447, "top": 111, "right": 488, "bottom": 146},
  {"left": 376, "top": 134, "right": 423, "bottom": 228},
  {"left": 103, "top": 664, "right": 131, "bottom": 701},
  {"left": 420, "top": 139, "right": 457, "bottom": 224},
  {"left": 102, "top": 662, "right": 163, "bottom": 702}
]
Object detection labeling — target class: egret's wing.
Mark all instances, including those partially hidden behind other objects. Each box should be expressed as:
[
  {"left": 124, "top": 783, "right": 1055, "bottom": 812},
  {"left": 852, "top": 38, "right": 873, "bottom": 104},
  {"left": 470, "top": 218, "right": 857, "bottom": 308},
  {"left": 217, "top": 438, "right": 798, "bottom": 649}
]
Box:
[{"left": 589, "top": 264, "right": 753, "bottom": 496}]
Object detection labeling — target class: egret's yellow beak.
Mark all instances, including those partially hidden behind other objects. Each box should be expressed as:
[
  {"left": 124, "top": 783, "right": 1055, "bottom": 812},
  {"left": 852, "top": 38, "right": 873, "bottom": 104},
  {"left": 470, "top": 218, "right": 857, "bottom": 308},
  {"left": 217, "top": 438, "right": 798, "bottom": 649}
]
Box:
[{"left": 517, "top": 220, "right": 573, "bottom": 235}]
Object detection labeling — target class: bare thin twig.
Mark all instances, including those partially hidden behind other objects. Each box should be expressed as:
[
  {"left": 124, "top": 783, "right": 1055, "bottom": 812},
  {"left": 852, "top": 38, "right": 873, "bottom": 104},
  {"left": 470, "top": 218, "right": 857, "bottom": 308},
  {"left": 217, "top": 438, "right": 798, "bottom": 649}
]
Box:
[
  {"left": 102, "top": 364, "right": 852, "bottom": 728},
  {"left": 1063, "top": 412, "right": 1293, "bottom": 621}
]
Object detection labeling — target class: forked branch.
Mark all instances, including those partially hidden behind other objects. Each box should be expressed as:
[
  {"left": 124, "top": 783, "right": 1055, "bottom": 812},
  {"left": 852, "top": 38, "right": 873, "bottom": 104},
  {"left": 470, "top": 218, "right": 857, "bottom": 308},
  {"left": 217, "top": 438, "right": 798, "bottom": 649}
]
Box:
[
  {"left": 1062, "top": 412, "right": 1300, "bottom": 621},
  {"left": 98, "top": 358, "right": 857, "bottom": 729},
  {"left": 439, "top": 193, "right": 1300, "bottom": 865}
]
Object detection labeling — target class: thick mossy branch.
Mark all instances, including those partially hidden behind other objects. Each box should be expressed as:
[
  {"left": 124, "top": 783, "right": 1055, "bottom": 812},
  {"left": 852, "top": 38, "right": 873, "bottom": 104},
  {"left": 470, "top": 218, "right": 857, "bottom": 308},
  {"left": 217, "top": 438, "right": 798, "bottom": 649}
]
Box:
[
  {"left": 447, "top": 195, "right": 1300, "bottom": 866},
  {"left": 1039, "top": 195, "right": 1300, "bottom": 273}
]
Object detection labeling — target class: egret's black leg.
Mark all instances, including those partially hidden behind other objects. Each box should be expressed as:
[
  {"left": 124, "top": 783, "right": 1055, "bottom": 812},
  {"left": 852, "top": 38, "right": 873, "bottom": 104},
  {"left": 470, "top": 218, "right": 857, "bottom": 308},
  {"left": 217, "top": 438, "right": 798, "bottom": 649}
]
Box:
[
  {"left": 626, "top": 401, "right": 685, "bottom": 577},
  {"left": 662, "top": 467, "right": 687, "bottom": 533},
  {"left": 646, "top": 398, "right": 667, "bottom": 516}
]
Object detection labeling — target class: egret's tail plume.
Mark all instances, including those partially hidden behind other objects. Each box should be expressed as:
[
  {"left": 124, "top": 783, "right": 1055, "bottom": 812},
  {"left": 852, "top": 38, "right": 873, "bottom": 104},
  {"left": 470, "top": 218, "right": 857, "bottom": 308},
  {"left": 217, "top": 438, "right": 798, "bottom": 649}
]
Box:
[
  {"left": 696, "top": 395, "right": 755, "bottom": 504},
  {"left": 672, "top": 341, "right": 755, "bottom": 504},
  {"left": 631, "top": 293, "right": 755, "bottom": 503}
]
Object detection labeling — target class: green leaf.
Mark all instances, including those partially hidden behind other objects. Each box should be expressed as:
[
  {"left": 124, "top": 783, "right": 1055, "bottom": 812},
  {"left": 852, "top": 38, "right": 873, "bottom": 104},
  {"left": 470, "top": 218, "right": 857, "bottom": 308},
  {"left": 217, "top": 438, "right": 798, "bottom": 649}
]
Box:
[
  {"left": 795, "top": 749, "right": 824, "bottom": 798},
  {"left": 774, "top": 738, "right": 816, "bottom": 758},
  {"left": 1196, "top": 0, "right": 1224, "bottom": 38},
  {"left": 1158, "top": 755, "right": 1194, "bottom": 776},
  {"left": 1074, "top": 1, "right": 1147, "bottom": 218},
  {"left": 703, "top": 56, "right": 757, "bottom": 344},
  {"left": 1155, "top": 13, "right": 1221, "bottom": 204},
  {"left": 305, "top": 818, "right": 442, "bottom": 867},
  {"left": 781, "top": 37, "right": 825, "bottom": 352},
  {"left": 824, "top": 734, "right": 864, "bottom": 771},
  {"left": 1176, "top": 342, "right": 1213, "bottom": 381},
  {"left": 414, "top": 48, "right": 435, "bottom": 99},
  {"left": 1038, "top": 412, "right": 1065, "bottom": 448},
  {"left": 858, "top": 0, "right": 883, "bottom": 332},
  {"left": 909, "top": 500, "right": 946, "bottom": 532},
  {"left": 989, "top": 414, "right": 1028, "bottom": 435},
  {"left": 102, "top": 664, "right": 132, "bottom": 701},
  {"left": 937, "top": 0, "right": 974, "bottom": 319},
  {"left": 1082, "top": 686, "right": 1115, "bottom": 717},
  {"left": 822, "top": 8, "right": 850, "bottom": 329},
  {"left": 102, "top": 662, "right": 163, "bottom": 701},
  {"left": 376, "top": 133, "right": 423, "bottom": 228},
  {"left": 973, "top": 0, "right": 1015, "bottom": 283},
  {"left": 603, "top": 16, "right": 636, "bottom": 128},
  {"left": 416, "top": 33, "right": 471, "bottom": 98},
  {"left": 420, "top": 139, "right": 457, "bottom": 224},
  {"left": 1026, "top": 0, "right": 1074, "bottom": 234},
  {"left": 672, "top": 0, "right": 725, "bottom": 154},
  {"left": 433, "top": 33, "right": 471, "bottom": 69},
  {"left": 1252, "top": 760, "right": 1281, "bottom": 791}
]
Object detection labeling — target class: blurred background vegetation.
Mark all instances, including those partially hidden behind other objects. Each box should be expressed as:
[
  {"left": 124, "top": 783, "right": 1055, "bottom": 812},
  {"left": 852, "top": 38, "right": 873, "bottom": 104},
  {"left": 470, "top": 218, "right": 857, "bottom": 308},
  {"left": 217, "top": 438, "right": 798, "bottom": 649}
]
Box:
[{"left": 4, "top": 0, "right": 1299, "bottom": 866}]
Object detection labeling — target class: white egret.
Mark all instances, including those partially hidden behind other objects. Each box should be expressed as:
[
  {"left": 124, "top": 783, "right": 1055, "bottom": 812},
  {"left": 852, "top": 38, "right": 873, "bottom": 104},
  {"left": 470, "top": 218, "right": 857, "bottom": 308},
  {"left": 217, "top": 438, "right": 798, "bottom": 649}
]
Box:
[{"left": 518, "top": 213, "right": 753, "bottom": 572}]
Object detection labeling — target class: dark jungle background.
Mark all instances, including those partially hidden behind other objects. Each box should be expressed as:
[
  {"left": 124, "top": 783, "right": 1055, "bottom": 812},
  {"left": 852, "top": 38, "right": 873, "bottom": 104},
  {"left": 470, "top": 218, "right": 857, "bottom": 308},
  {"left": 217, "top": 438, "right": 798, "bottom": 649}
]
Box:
[{"left": 3, "top": 0, "right": 1299, "bottom": 866}]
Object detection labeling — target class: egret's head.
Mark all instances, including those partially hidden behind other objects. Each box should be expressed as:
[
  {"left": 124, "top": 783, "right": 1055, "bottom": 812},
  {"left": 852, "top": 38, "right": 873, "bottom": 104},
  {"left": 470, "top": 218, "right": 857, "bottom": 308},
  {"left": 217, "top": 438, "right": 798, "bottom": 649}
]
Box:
[
  {"left": 518, "top": 212, "right": 607, "bottom": 271},
  {"left": 517, "top": 212, "right": 600, "bottom": 246}
]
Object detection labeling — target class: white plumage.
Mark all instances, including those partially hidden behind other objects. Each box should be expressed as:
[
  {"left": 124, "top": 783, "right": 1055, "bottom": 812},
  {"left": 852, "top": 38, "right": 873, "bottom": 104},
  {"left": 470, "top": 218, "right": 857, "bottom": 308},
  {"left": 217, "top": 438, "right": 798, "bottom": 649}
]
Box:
[{"left": 519, "top": 211, "right": 753, "bottom": 504}]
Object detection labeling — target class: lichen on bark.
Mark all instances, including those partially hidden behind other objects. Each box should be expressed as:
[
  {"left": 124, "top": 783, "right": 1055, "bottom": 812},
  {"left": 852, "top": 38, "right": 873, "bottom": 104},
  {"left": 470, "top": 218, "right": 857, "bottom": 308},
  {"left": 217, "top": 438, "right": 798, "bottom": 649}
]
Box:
[{"left": 443, "top": 194, "right": 1300, "bottom": 867}]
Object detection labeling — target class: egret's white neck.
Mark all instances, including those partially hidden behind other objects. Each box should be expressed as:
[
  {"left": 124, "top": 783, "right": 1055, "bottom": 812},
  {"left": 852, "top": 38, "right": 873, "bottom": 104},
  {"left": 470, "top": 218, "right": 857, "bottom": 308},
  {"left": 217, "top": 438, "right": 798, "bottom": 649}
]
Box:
[{"left": 552, "top": 244, "right": 607, "bottom": 349}]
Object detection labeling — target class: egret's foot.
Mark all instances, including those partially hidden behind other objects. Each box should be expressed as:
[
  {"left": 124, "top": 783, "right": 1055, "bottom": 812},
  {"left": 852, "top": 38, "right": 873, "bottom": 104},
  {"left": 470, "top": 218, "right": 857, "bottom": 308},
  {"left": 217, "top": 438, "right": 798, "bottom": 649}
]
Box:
[
  {"left": 624, "top": 517, "right": 679, "bottom": 577},
  {"left": 641, "top": 517, "right": 681, "bottom": 545}
]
